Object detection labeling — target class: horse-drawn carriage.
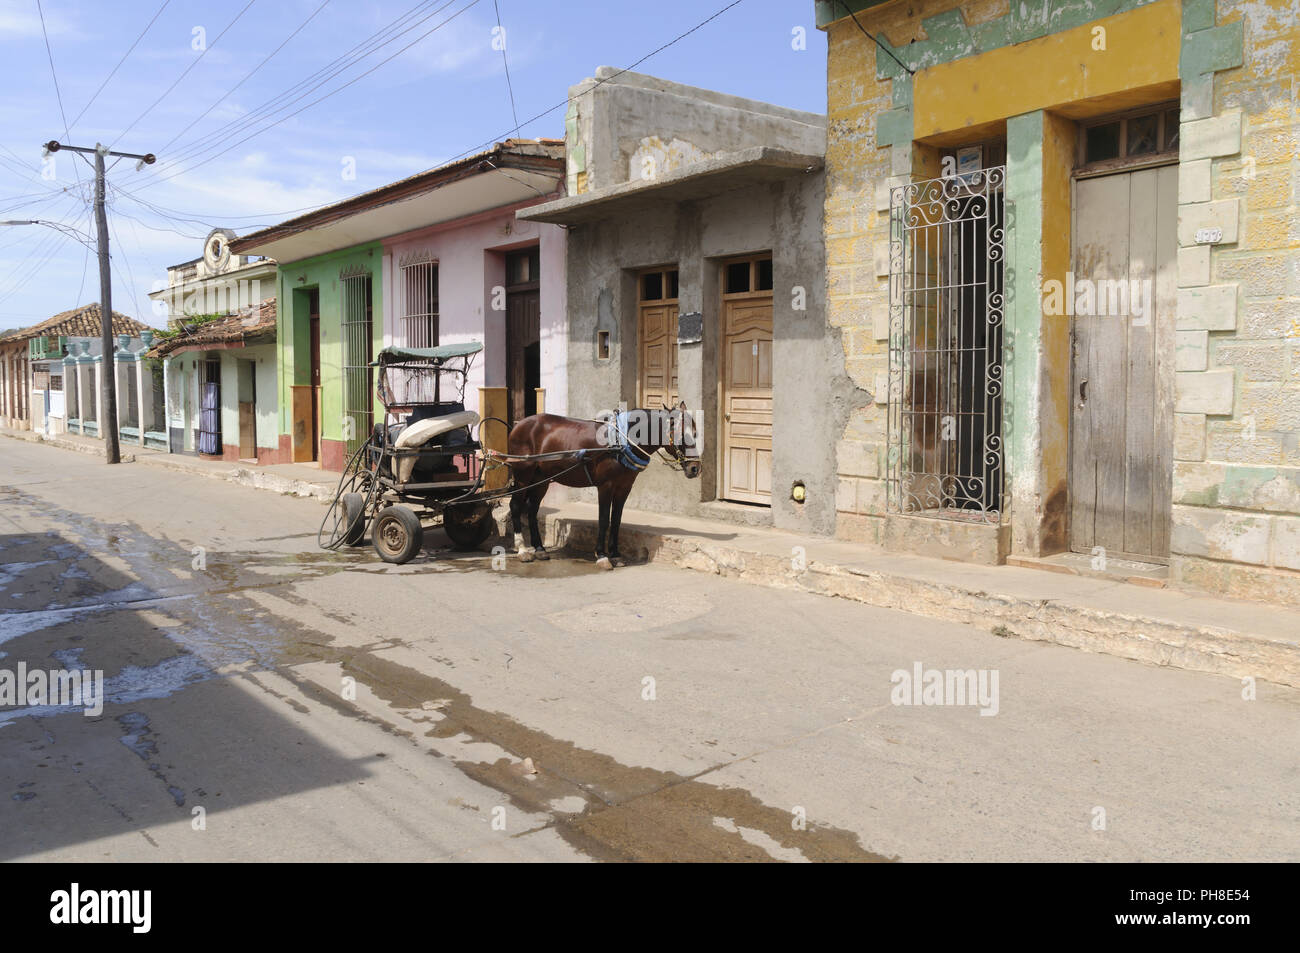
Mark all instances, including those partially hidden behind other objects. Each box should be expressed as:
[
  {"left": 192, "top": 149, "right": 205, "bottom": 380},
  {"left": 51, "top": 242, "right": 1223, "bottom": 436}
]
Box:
[
  {"left": 318, "top": 342, "right": 499, "bottom": 563},
  {"left": 319, "top": 339, "right": 702, "bottom": 567}
]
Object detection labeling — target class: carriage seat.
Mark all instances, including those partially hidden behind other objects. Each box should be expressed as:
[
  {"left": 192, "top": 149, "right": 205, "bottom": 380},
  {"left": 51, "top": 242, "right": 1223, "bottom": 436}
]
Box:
[{"left": 392, "top": 411, "right": 479, "bottom": 483}]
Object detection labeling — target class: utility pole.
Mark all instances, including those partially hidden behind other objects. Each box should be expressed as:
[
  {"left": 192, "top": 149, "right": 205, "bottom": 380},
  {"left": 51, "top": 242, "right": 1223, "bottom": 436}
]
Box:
[{"left": 42, "top": 140, "right": 154, "bottom": 464}]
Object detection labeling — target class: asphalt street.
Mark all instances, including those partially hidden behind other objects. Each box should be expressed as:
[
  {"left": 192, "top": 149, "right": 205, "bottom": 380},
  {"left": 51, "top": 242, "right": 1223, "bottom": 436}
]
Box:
[{"left": 1, "top": 438, "right": 1296, "bottom": 861}]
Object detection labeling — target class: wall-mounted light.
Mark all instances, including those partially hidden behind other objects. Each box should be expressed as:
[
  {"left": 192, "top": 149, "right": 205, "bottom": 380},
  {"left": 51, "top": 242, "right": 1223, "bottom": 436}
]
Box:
[
  {"left": 791, "top": 480, "right": 806, "bottom": 504},
  {"left": 596, "top": 329, "right": 611, "bottom": 361}
]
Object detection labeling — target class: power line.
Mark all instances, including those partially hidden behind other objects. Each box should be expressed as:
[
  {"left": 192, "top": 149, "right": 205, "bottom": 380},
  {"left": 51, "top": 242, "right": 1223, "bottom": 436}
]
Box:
[
  {"left": 492, "top": 0, "right": 520, "bottom": 138},
  {"left": 437, "top": 0, "right": 748, "bottom": 170},
  {"left": 124, "top": 0, "right": 485, "bottom": 194},
  {"left": 133, "top": 0, "right": 459, "bottom": 181},
  {"left": 834, "top": 0, "right": 915, "bottom": 76},
  {"left": 35, "top": 0, "right": 85, "bottom": 195},
  {"left": 154, "top": 0, "right": 334, "bottom": 156},
  {"left": 69, "top": 0, "right": 173, "bottom": 130},
  {"left": 110, "top": 0, "right": 260, "bottom": 149},
  {"left": 112, "top": 188, "right": 333, "bottom": 229}
]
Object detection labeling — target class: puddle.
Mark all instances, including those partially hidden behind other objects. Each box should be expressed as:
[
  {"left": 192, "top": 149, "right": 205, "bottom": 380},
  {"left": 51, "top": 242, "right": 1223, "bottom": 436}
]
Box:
[{"left": 1, "top": 484, "right": 891, "bottom": 862}]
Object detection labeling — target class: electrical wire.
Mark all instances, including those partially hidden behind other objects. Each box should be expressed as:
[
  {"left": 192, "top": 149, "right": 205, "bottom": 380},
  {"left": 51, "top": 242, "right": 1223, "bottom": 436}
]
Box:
[
  {"left": 110, "top": 0, "right": 260, "bottom": 149},
  {"left": 492, "top": 0, "right": 520, "bottom": 138},
  {"left": 154, "top": 0, "right": 333, "bottom": 157},
  {"left": 122, "top": 0, "right": 485, "bottom": 194},
  {"left": 130, "top": 0, "right": 462, "bottom": 185},
  {"left": 433, "top": 0, "right": 748, "bottom": 171},
  {"left": 69, "top": 0, "right": 173, "bottom": 130}
]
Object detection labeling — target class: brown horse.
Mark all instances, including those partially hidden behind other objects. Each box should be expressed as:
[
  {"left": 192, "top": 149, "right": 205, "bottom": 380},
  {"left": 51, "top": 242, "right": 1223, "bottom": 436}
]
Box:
[{"left": 506, "top": 403, "right": 701, "bottom": 568}]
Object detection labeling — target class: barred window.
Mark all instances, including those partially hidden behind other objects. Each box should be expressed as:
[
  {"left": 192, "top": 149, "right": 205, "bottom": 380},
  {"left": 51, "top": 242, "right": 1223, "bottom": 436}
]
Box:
[{"left": 400, "top": 259, "right": 438, "bottom": 348}]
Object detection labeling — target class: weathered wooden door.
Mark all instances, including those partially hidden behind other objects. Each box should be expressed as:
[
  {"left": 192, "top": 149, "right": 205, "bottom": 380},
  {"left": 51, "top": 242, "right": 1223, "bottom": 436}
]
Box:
[
  {"left": 506, "top": 288, "right": 540, "bottom": 425},
  {"left": 1070, "top": 164, "right": 1177, "bottom": 560},
  {"left": 721, "top": 296, "right": 773, "bottom": 504},
  {"left": 638, "top": 303, "right": 678, "bottom": 409}
]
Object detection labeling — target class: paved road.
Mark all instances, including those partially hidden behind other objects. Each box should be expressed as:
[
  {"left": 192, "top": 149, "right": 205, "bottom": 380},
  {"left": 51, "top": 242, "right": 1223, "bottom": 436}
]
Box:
[{"left": 1, "top": 438, "right": 1296, "bottom": 861}]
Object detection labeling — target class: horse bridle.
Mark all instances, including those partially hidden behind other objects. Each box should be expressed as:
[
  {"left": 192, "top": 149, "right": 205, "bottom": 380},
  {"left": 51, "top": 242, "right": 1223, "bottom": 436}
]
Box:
[{"left": 658, "top": 407, "right": 695, "bottom": 471}]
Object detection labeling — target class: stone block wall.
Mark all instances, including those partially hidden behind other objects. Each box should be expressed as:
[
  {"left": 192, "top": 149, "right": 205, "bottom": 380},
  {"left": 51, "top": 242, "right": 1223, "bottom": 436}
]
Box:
[{"left": 1170, "top": 0, "right": 1300, "bottom": 603}]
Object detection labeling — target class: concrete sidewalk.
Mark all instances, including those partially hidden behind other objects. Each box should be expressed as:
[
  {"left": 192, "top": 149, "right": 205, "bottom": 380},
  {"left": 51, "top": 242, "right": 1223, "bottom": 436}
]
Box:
[
  {"left": 531, "top": 502, "right": 1300, "bottom": 689},
  {"left": 6, "top": 426, "right": 1296, "bottom": 688},
  {"left": 0, "top": 426, "right": 337, "bottom": 500}
]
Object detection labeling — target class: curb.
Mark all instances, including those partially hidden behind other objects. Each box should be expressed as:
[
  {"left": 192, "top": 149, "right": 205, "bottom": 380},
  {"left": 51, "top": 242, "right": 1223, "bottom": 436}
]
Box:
[
  {"left": 135, "top": 454, "right": 335, "bottom": 501},
  {"left": 3, "top": 428, "right": 334, "bottom": 501},
  {"left": 541, "top": 514, "right": 1300, "bottom": 689},
  {"left": 2, "top": 429, "right": 137, "bottom": 462}
]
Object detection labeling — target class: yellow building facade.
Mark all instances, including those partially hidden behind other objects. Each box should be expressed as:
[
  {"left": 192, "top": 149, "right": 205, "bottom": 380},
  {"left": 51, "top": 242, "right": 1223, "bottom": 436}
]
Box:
[{"left": 818, "top": 0, "right": 1300, "bottom": 603}]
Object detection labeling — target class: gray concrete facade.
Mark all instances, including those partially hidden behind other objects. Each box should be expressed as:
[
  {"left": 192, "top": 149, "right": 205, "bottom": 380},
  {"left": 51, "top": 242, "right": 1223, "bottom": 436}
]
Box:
[{"left": 521, "top": 69, "right": 848, "bottom": 535}]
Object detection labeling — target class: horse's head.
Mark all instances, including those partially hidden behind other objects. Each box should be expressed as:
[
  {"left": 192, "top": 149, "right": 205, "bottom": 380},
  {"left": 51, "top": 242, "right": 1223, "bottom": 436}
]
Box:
[{"left": 665, "top": 401, "right": 702, "bottom": 479}]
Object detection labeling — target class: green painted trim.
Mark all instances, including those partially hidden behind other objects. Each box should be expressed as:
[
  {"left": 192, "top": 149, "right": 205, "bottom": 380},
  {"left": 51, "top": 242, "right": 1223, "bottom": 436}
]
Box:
[
  {"left": 1182, "top": 0, "right": 1216, "bottom": 33},
  {"left": 872, "top": 0, "right": 1160, "bottom": 80},
  {"left": 876, "top": 106, "right": 913, "bottom": 148},
  {"left": 1180, "top": 20, "right": 1243, "bottom": 79}
]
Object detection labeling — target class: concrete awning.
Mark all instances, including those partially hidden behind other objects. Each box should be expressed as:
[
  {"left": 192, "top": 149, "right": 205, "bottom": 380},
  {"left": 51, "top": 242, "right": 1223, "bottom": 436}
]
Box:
[
  {"left": 516, "top": 147, "right": 823, "bottom": 227},
  {"left": 229, "top": 140, "right": 565, "bottom": 263}
]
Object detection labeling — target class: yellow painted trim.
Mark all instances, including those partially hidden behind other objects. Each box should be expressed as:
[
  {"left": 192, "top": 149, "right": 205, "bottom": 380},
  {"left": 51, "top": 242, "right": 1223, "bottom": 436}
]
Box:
[{"left": 913, "top": 0, "right": 1181, "bottom": 141}]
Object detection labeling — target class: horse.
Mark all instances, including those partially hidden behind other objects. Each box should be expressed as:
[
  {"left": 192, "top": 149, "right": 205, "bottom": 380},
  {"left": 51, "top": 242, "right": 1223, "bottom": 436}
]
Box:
[{"left": 505, "top": 402, "right": 701, "bottom": 569}]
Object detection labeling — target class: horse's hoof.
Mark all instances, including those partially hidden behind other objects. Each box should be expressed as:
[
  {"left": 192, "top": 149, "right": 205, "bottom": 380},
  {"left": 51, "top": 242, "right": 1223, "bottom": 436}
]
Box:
[
  {"left": 518, "top": 548, "right": 536, "bottom": 563},
  {"left": 595, "top": 556, "right": 613, "bottom": 571},
  {"left": 534, "top": 548, "right": 550, "bottom": 561}
]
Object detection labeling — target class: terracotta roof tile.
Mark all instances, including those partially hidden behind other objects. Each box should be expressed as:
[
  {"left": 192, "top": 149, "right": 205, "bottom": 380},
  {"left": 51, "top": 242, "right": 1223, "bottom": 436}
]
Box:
[
  {"left": 147, "top": 298, "right": 276, "bottom": 358},
  {"left": 4, "top": 304, "right": 149, "bottom": 344}
]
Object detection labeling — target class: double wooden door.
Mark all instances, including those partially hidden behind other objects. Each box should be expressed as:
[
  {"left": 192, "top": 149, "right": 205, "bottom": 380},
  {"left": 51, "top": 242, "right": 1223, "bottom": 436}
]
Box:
[{"left": 1069, "top": 164, "right": 1177, "bottom": 560}]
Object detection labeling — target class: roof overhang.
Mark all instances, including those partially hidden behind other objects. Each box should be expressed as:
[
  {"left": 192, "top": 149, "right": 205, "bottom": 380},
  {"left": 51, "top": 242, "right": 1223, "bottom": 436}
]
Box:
[
  {"left": 230, "top": 151, "right": 564, "bottom": 263},
  {"left": 516, "top": 147, "right": 823, "bottom": 227}
]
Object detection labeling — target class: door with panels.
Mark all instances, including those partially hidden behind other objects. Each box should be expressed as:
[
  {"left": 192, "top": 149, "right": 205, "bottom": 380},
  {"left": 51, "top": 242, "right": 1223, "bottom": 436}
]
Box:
[
  {"left": 1070, "top": 106, "right": 1179, "bottom": 561},
  {"left": 720, "top": 255, "right": 773, "bottom": 505},
  {"left": 637, "top": 266, "right": 679, "bottom": 410}
]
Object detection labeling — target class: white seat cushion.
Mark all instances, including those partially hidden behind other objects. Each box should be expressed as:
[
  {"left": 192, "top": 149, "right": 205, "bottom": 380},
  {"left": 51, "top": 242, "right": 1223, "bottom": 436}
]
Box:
[{"left": 393, "top": 411, "right": 479, "bottom": 482}]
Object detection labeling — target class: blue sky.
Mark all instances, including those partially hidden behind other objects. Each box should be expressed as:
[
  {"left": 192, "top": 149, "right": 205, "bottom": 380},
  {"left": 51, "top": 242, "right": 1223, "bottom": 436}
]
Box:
[{"left": 0, "top": 0, "right": 828, "bottom": 331}]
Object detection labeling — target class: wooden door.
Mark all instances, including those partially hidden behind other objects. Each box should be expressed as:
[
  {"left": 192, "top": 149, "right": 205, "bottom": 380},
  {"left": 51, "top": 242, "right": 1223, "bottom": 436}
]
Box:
[
  {"left": 1070, "top": 164, "right": 1177, "bottom": 560},
  {"left": 722, "top": 296, "right": 773, "bottom": 504},
  {"left": 308, "top": 292, "right": 321, "bottom": 462},
  {"left": 506, "top": 288, "right": 540, "bottom": 425},
  {"left": 638, "top": 303, "right": 679, "bottom": 408},
  {"left": 238, "top": 403, "right": 256, "bottom": 459}
]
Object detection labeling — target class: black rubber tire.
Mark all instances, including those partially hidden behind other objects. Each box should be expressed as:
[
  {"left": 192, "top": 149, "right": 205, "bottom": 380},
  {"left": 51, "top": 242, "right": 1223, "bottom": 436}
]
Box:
[
  {"left": 443, "top": 503, "right": 494, "bottom": 551},
  {"left": 372, "top": 505, "right": 423, "bottom": 564},
  {"left": 341, "top": 493, "right": 367, "bottom": 546}
]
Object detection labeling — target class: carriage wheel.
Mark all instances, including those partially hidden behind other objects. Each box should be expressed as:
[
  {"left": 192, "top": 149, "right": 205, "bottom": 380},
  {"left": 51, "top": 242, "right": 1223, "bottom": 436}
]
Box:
[
  {"left": 372, "top": 505, "right": 423, "bottom": 564},
  {"left": 341, "top": 493, "right": 367, "bottom": 546},
  {"left": 443, "top": 502, "right": 494, "bottom": 551}
]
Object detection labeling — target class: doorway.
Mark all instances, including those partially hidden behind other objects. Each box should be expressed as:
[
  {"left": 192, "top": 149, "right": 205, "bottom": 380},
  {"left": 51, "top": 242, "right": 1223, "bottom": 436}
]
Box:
[
  {"left": 237, "top": 359, "right": 257, "bottom": 461},
  {"left": 720, "top": 255, "right": 773, "bottom": 505},
  {"left": 637, "top": 266, "right": 679, "bottom": 408},
  {"left": 309, "top": 290, "right": 321, "bottom": 462},
  {"left": 1069, "top": 162, "right": 1178, "bottom": 560},
  {"left": 505, "top": 248, "right": 540, "bottom": 425},
  {"left": 198, "top": 358, "right": 221, "bottom": 456}
]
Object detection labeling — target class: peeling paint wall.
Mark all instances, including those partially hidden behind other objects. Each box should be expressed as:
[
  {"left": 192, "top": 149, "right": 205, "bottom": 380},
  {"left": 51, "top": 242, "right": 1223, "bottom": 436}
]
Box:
[
  {"left": 1170, "top": 0, "right": 1300, "bottom": 604},
  {"left": 822, "top": 0, "right": 1300, "bottom": 601},
  {"left": 561, "top": 71, "right": 838, "bottom": 534}
]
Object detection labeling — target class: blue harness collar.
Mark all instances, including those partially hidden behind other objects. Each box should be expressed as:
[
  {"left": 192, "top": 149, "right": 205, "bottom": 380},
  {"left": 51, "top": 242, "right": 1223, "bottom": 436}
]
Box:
[{"left": 611, "top": 412, "right": 652, "bottom": 472}]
